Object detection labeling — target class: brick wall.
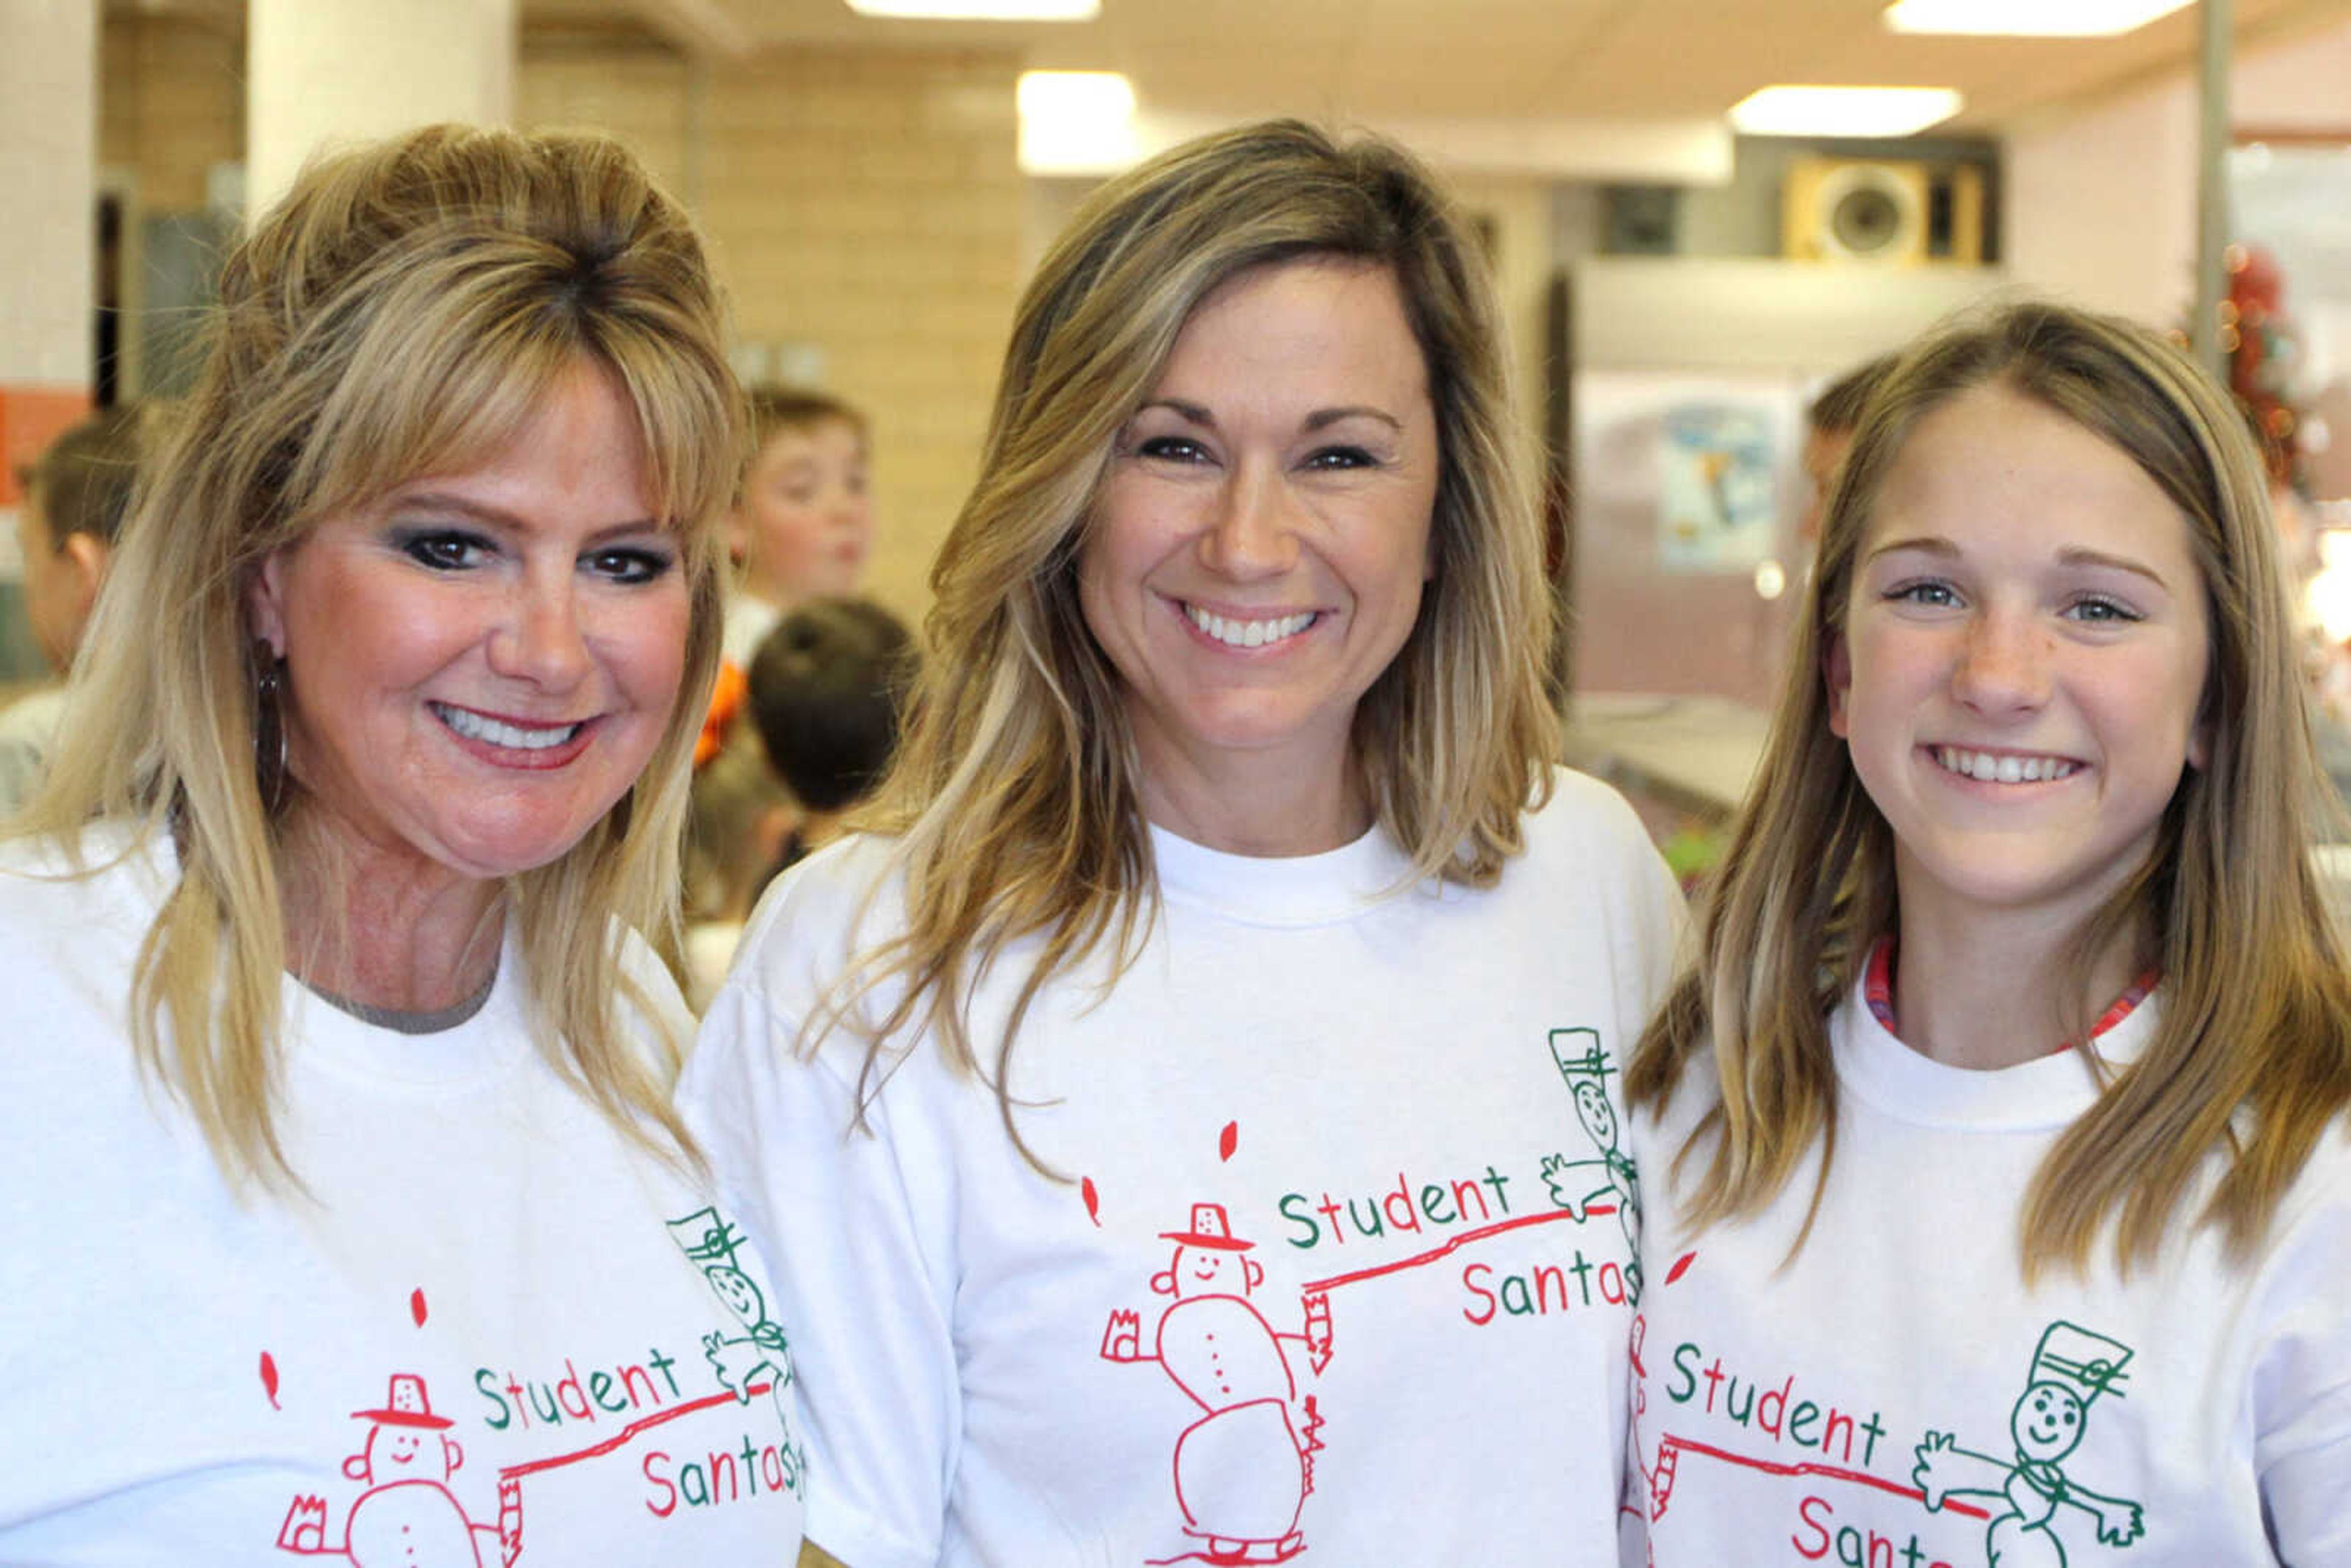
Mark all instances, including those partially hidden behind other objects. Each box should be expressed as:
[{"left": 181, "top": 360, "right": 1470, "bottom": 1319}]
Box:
[{"left": 523, "top": 38, "right": 1026, "bottom": 626}]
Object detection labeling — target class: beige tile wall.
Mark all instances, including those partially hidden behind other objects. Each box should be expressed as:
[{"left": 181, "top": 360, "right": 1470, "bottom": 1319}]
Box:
[
  {"left": 523, "top": 38, "right": 1027, "bottom": 628},
  {"left": 100, "top": 13, "right": 243, "bottom": 212}
]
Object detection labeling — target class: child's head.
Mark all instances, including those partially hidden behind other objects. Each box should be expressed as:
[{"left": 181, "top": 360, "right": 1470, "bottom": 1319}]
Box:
[
  {"left": 1790, "top": 301, "right": 2294, "bottom": 963},
  {"left": 1636, "top": 301, "right": 2351, "bottom": 1277},
  {"left": 13, "top": 403, "right": 142, "bottom": 672},
  {"left": 747, "top": 596, "right": 915, "bottom": 816},
  {"left": 1798, "top": 353, "right": 1897, "bottom": 547},
  {"left": 726, "top": 389, "right": 872, "bottom": 609}
]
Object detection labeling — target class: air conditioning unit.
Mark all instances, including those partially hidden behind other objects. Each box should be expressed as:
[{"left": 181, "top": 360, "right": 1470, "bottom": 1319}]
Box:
[{"left": 1783, "top": 157, "right": 1986, "bottom": 266}]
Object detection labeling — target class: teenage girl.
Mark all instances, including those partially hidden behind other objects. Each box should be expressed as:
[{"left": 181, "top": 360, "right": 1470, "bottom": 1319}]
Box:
[{"left": 1622, "top": 301, "right": 2351, "bottom": 1566}]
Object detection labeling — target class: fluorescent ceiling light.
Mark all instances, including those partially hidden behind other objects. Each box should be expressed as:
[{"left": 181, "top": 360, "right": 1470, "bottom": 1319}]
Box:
[
  {"left": 1728, "top": 85, "right": 1963, "bottom": 138},
  {"left": 1018, "top": 70, "right": 1138, "bottom": 175},
  {"left": 1883, "top": 0, "right": 2191, "bottom": 36},
  {"left": 848, "top": 0, "right": 1098, "bottom": 17}
]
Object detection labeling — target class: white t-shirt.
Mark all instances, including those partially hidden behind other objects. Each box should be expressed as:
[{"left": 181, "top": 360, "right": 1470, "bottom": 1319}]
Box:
[
  {"left": 1625, "top": 973, "right": 2351, "bottom": 1567},
  {"left": 0, "top": 828, "right": 808, "bottom": 1565},
  {"left": 683, "top": 768, "right": 1685, "bottom": 1568}
]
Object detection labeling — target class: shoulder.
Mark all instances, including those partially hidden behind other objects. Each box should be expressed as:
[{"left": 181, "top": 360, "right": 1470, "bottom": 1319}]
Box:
[
  {"left": 718, "top": 830, "right": 907, "bottom": 1022},
  {"left": 0, "top": 822, "right": 170, "bottom": 929},
  {"left": 1521, "top": 765, "right": 1660, "bottom": 860}
]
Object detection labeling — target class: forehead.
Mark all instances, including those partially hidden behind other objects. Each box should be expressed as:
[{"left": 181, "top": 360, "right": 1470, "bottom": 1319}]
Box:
[
  {"left": 1862, "top": 384, "right": 2194, "bottom": 565},
  {"left": 1158, "top": 257, "right": 1429, "bottom": 396}
]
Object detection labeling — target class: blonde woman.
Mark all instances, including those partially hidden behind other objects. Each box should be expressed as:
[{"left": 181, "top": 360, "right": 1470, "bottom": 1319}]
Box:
[
  {"left": 684, "top": 119, "right": 1682, "bottom": 1567},
  {"left": 0, "top": 126, "right": 806, "bottom": 1560},
  {"left": 1624, "top": 302, "right": 2351, "bottom": 1562}
]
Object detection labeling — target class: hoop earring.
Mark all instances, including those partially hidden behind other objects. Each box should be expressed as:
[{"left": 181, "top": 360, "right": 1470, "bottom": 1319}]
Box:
[{"left": 253, "top": 641, "right": 290, "bottom": 815}]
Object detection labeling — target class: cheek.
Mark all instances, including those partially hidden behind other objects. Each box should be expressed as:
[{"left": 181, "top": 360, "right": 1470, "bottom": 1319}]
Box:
[{"left": 615, "top": 587, "right": 694, "bottom": 707}]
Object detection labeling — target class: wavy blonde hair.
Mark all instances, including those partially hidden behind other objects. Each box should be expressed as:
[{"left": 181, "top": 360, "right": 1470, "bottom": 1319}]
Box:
[
  {"left": 820, "top": 119, "right": 1557, "bottom": 1150},
  {"left": 1627, "top": 299, "right": 2351, "bottom": 1277},
  {"left": 14, "top": 124, "right": 743, "bottom": 1189}
]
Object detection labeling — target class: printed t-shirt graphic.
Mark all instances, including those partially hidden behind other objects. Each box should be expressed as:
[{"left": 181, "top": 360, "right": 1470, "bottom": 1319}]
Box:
[{"left": 264, "top": 1207, "right": 804, "bottom": 1564}]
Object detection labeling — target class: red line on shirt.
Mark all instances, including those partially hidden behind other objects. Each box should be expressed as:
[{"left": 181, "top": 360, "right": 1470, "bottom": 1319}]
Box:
[
  {"left": 497, "top": 1380, "right": 776, "bottom": 1480},
  {"left": 1302, "top": 1206, "right": 1609, "bottom": 1293},
  {"left": 1660, "top": 1433, "right": 1991, "bottom": 1520}
]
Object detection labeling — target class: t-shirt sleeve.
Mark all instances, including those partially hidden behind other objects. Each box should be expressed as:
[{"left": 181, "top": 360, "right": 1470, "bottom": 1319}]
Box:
[
  {"left": 2252, "top": 1146, "right": 2351, "bottom": 1562},
  {"left": 680, "top": 972, "right": 961, "bottom": 1568}
]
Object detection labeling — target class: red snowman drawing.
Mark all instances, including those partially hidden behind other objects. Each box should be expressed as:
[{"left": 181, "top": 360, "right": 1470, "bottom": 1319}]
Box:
[
  {"left": 1101, "top": 1202, "right": 1331, "bottom": 1565},
  {"left": 277, "top": 1373, "right": 520, "bottom": 1566}
]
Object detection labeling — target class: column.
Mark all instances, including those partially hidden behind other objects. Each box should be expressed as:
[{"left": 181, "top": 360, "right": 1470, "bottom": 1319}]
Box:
[{"left": 246, "top": 0, "right": 517, "bottom": 217}]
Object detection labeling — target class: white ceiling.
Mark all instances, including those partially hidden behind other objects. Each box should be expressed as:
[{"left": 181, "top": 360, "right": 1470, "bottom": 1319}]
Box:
[{"left": 556, "top": 0, "right": 2351, "bottom": 132}]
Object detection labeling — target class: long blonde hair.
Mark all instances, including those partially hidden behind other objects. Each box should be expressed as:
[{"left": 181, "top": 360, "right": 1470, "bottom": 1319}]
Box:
[
  {"left": 14, "top": 124, "right": 743, "bottom": 1189},
  {"left": 830, "top": 119, "right": 1557, "bottom": 1146},
  {"left": 1627, "top": 299, "right": 2351, "bottom": 1277}
]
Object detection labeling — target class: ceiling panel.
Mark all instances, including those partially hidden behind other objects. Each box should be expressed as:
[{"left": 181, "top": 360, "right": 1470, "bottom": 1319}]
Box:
[{"left": 533, "top": 0, "right": 2351, "bottom": 132}]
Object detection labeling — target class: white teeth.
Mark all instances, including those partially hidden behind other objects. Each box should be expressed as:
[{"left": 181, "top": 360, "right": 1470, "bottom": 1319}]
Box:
[
  {"left": 1934, "top": 746, "right": 2076, "bottom": 784},
  {"left": 1185, "top": 605, "right": 1317, "bottom": 648},
  {"left": 435, "top": 703, "right": 581, "bottom": 751}
]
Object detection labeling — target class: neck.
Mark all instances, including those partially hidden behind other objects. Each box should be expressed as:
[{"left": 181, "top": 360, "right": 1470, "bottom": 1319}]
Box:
[
  {"left": 1133, "top": 741, "right": 1370, "bottom": 859},
  {"left": 276, "top": 813, "right": 507, "bottom": 1013},
  {"left": 1888, "top": 899, "right": 2145, "bottom": 1070}
]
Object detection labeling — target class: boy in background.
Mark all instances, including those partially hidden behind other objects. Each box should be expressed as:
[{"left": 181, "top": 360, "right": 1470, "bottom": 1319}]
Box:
[
  {"left": 3, "top": 405, "right": 141, "bottom": 812},
  {"left": 683, "top": 596, "right": 914, "bottom": 1007}
]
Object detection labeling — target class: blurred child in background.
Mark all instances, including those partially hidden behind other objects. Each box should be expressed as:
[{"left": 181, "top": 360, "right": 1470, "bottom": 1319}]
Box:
[
  {"left": 689, "top": 389, "right": 878, "bottom": 941},
  {"left": 2, "top": 403, "right": 140, "bottom": 814},
  {"left": 684, "top": 596, "right": 913, "bottom": 1009}
]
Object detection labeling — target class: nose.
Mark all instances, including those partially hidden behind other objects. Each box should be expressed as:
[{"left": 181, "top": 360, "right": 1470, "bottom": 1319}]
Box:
[
  {"left": 489, "top": 568, "right": 593, "bottom": 691},
  {"left": 1949, "top": 605, "right": 2051, "bottom": 715},
  {"left": 1197, "top": 462, "right": 1300, "bottom": 580}
]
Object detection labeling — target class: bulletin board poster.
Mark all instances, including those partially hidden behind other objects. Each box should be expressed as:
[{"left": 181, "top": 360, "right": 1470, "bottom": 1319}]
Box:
[
  {"left": 1573, "top": 372, "right": 1803, "bottom": 577},
  {"left": 1655, "top": 402, "right": 1779, "bottom": 570}
]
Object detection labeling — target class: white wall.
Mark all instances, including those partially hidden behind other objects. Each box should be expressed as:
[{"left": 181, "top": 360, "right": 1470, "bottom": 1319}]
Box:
[{"left": 2004, "top": 15, "right": 2351, "bottom": 331}]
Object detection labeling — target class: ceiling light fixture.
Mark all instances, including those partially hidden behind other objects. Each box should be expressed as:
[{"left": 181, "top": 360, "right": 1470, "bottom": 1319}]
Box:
[
  {"left": 1882, "top": 0, "right": 2191, "bottom": 36},
  {"left": 1017, "top": 70, "right": 1138, "bottom": 175},
  {"left": 1728, "top": 85, "right": 1964, "bottom": 138},
  {"left": 847, "top": 0, "right": 1099, "bottom": 18}
]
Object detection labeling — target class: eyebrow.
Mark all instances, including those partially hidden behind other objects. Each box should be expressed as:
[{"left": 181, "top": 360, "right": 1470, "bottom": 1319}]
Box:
[
  {"left": 390, "top": 490, "right": 667, "bottom": 539},
  {"left": 1864, "top": 534, "right": 2178, "bottom": 591},
  {"left": 1141, "top": 397, "right": 1404, "bottom": 435}
]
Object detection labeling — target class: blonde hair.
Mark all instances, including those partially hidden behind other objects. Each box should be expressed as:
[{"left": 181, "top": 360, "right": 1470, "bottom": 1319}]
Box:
[
  {"left": 14, "top": 124, "right": 743, "bottom": 1188},
  {"left": 1627, "top": 299, "right": 2351, "bottom": 1277},
  {"left": 827, "top": 119, "right": 1557, "bottom": 1150}
]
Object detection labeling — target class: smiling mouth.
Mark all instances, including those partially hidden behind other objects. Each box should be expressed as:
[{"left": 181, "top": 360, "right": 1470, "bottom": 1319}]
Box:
[
  {"left": 432, "top": 702, "right": 585, "bottom": 752},
  {"left": 1932, "top": 745, "right": 2079, "bottom": 784},
  {"left": 1183, "top": 604, "right": 1319, "bottom": 649}
]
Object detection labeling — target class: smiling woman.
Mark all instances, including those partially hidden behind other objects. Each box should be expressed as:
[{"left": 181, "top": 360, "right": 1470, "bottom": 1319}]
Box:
[
  {"left": 681, "top": 119, "right": 1684, "bottom": 1567},
  {"left": 0, "top": 126, "right": 809, "bottom": 1563}
]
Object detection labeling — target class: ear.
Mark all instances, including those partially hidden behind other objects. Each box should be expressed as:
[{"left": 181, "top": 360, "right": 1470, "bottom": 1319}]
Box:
[
  {"left": 342, "top": 1454, "right": 369, "bottom": 1482},
  {"left": 443, "top": 1437, "right": 463, "bottom": 1474},
  {"left": 247, "top": 549, "right": 290, "bottom": 658},
  {"left": 59, "top": 532, "right": 109, "bottom": 619},
  {"left": 1243, "top": 1258, "right": 1265, "bottom": 1291},
  {"left": 1823, "top": 630, "right": 1853, "bottom": 739},
  {"left": 2186, "top": 709, "right": 2210, "bottom": 773}
]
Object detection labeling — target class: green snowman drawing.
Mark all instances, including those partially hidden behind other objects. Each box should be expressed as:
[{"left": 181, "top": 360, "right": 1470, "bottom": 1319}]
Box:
[
  {"left": 1912, "top": 1321, "right": 2145, "bottom": 1566},
  {"left": 1539, "top": 1027, "right": 1641, "bottom": 1305}
]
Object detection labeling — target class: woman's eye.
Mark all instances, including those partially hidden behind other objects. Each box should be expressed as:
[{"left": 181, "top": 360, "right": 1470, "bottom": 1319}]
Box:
[
  {"left": 585, "top": 546, "right": 674, "bottom": 585},
  {"left": 1134, "top": 435, "right": 1210, "bottom": 464},
  {"left": 1888, "top": 580, "right": 1959, "bottom": 608},
  {"left": 2065, "top": 595, "right": 2142, "bottom": 624},
  {"left": 398, "top": 530, "right": 490, "bottom": 571},
  {"left": 1303, "top": 445, "right": 1378, "bottom": 471}
]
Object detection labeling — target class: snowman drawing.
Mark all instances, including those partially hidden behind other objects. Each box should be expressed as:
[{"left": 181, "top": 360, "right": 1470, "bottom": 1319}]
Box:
[
  {"left": 1913, "top": 1322, "right": 2145, "bottom": 1566},
  {"left": 1100, "top": 1202, "right": 1332, "bottom": 1564},
  {"left": 277, "top": 1372, "right": 519, "bottom": 1566}
]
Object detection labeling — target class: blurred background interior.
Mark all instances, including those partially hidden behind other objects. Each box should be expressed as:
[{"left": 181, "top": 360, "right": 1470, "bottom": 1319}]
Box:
[{"left": 9, "top": 0, "right": 2351, "bottom": 872}]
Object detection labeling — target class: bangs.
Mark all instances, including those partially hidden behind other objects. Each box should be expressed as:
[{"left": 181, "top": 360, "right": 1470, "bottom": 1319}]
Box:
[{"left": 287, "top": 239, "right": 741, "bottom": 552}]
